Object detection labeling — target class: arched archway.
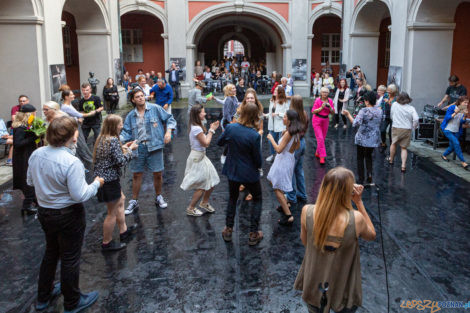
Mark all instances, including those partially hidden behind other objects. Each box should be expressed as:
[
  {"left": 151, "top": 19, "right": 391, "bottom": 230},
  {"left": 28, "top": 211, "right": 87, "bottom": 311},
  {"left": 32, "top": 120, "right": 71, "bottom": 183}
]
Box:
[
  {"left": 120, "top": 12, "right": 165, "bottom": 78},
  {"left": 218, "top": 34, "right": 252, "bottom": 61},
  {"left": 406, "top": 0, "right": 469, "bottom": 110},
  {"left": 311, "top": 15, "right": 342, "bottom": 77},
  {"left": 0, "top": 0, "right": 44, "bottom": 120},
  {"left": 185, "top": 3, "right": 290, "bottom": 86},
  {"left": 350, "top": 0, "right": 391, "bottom": 88},
  {"left": 61, "top": 0, "right": 111, "bottom": 95}
]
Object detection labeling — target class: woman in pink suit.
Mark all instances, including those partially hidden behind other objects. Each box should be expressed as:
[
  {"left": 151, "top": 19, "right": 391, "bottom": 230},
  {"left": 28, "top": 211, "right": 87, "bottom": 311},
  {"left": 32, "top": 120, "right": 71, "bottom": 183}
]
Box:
[{"left": 311, "top": 87, "right": 334, "bottom": 164}]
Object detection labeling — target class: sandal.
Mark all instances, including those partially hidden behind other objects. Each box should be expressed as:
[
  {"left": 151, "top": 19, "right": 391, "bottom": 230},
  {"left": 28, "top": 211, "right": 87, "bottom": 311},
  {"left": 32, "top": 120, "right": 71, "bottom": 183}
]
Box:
[
  {"left": 278, "top": 214, "right": 294, "bottom": 226},
  {"left": 441, "top": 155, "right": 449, "bottom": 162},
  {"left": 276, "top": 202, "right": 291, "bottom": 213},
  {"left": 386, "top": 156, "right": 394, "bottom": 165},
  {"left": 401, "top": 167, "right": 406, "bottom": 173},
  {"left": 245, "top": 193, "right": 253, "bottom": 201},
  {"left": 463, "top": 164, "right": 469, "bottom": 171}
]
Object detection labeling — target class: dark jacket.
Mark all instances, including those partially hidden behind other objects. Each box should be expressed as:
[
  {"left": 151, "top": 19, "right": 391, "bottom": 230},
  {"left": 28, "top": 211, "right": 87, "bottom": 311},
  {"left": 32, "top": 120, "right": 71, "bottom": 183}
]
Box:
[
  {"left": 217, "top": 123, "right": 262, "bottom": 183},
  {"left": 13, "top": 126, "right": 37, "bottom": 191},
  {"left": 103, "top": 85, "right": 119, "bottom": 102},
  {"left": 166, "top": 69, "right": 183, "bottom": 84},
  {"left": 236, "top": 85, "right": 246, "bottom": 103}
]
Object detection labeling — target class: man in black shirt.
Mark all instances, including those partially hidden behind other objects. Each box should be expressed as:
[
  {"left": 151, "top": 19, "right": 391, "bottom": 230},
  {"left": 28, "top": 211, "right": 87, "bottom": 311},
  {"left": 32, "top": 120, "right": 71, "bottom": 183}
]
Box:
[
  {"left": 438, "top": 75, "right": 467, "bottom": 110},
  {"left": 79, "top": 82, "right": 103, "bottom": 145}
]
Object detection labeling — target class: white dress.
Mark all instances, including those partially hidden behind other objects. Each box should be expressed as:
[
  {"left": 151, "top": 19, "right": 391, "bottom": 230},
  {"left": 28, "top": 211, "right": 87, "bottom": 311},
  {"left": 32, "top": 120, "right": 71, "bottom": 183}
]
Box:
[
  {"left": 267, "top": 134, "right": 296, "bottom": 192},
  {"left": 180, "top": 125, "right": 220, "bottom": 191}
]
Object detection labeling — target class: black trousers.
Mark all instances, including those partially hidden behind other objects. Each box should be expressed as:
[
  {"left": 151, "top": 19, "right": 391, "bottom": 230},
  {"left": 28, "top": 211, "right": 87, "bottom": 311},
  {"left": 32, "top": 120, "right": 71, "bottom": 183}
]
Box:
[
  {"left": 226, "top": 180, "right": 262, "bottom": 232},
  {"left": 380, "top": 118, "right": 392, "bottom": 145},
  {"left": 356, "top": 145, "right": 373, "bottom": 183},
  {"left": 81, "top": 124, "right": 101, "bottom": 146},
  {"left": 22, "top": 184, "right": 36, "bottom": 208},
  {"left": 37, "top": 204, "right": 85, "bottom": 310},
  {"left": 170, "top": 82, "right": 180, "bottom": 101},
  {"left": 334, "top": 100, "right": 347, "bottom": 125}
]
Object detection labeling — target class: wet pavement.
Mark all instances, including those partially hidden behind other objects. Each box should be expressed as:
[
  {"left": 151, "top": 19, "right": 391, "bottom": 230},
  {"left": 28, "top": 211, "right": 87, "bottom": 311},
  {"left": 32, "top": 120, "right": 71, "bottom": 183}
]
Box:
[{"left": 0, "top": 106, "right": 469, "bottom": 313}]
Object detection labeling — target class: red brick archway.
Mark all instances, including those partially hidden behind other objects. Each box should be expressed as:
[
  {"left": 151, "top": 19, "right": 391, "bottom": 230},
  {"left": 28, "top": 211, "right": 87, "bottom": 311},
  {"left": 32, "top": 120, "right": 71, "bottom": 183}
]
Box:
[{"left": 311, "top": 16, "right": 342, "bottom": 76}]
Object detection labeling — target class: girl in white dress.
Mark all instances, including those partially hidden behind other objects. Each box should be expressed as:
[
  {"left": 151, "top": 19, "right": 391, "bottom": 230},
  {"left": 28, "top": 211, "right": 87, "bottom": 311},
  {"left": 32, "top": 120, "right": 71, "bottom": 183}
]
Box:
[
  {"left": 181, "top": 104, "right": 220, "bottom": 216},
  {"left": 267, "top": 110, "right": 302, "bottom": 225}
]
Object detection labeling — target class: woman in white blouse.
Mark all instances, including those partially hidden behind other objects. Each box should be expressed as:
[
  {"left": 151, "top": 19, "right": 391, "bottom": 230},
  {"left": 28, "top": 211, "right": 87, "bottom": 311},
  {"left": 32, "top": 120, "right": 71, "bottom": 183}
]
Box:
[
  {"left": 333, "top": 78, "right": 351, "bottom": 129},
  {"left": 388, "top": 92, "right": 419, "bottom": 172},
  {"left": 266, "top": 85, "right": 289, "bottom": 162}
]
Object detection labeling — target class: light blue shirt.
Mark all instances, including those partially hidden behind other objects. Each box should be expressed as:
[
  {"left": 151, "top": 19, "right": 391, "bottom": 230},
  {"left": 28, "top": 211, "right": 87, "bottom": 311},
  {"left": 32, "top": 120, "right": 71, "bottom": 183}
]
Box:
[
  {"left": 27, "top": 145, "right": 100, "bottom": 209},
  {"left": 0, "top": 119, "right": 8, "bottom": 137}
]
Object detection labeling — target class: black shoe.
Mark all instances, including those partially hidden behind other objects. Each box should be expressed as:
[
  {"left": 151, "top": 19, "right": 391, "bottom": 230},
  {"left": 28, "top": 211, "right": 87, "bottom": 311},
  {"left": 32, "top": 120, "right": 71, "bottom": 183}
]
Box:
[
  {"left": 119, "top": 224, "right": 137, "bottom": 242},
  {"left": 22, "top": 206, "right": 37, "bottom": 215},
  {"left": 101, "top": 240, "right": 126, "bottom": 252}
]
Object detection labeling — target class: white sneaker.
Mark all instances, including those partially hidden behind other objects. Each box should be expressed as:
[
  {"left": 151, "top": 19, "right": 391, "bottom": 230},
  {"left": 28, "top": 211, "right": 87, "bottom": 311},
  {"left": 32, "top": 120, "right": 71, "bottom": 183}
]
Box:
[
  {"left": 125, "top": 199, "right": 139, "bottom": 215},
  {"left": 187, "top": 207, "right": 203, "bottom": 216},
  {"left": 266, "top": 155, "right": 274, "bottom": 162},
  {"left": 155, "top": 195, "right": 168, "bottom": 208},
  {"left": 259, "top": 168, "right": 263, "bottom": 177},
  {"left": 199, "top": 202, "right": 215, "bottom": 213},
  {"left": 220, "top": 155, "right": 226, "bottom": 165}
]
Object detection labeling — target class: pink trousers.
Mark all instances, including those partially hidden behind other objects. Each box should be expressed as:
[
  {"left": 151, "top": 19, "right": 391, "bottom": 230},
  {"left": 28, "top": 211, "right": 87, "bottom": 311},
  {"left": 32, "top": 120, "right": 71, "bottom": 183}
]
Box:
[{"left": 312, "top": 116, "right": 330, "bottom": 157}]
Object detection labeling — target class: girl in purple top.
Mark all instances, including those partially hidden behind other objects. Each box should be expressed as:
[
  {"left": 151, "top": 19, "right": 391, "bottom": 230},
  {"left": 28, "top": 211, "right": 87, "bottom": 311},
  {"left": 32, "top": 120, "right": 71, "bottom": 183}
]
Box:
[{"left": 311, "top": 87, "right": 334, "bottom": 164}]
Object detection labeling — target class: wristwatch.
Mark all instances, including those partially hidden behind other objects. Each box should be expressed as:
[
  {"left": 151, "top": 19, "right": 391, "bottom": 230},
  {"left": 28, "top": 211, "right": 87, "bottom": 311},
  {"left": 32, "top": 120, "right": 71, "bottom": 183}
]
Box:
[{"left": 209, "top": 129, "right": 216, "bottom": 134}]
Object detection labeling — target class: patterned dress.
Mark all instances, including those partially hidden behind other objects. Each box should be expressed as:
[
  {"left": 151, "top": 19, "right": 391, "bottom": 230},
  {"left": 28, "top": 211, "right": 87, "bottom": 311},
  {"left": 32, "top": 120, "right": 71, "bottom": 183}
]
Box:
[{"left": 352, "top": 106, "right": 382, "bottom": 147}]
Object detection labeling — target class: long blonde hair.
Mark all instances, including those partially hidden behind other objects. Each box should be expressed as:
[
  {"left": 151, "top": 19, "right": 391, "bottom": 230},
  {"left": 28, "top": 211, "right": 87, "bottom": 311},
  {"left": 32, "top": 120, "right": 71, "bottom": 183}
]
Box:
[
  {"left": 93, "top": 114, "right": 124, "bottom": 162},
  {"left": 223, "top": 84, "right": 235, "bottom": 97},
  {"left": 12, "top": 112, "right": 34, "bottom": 128},
  {"left": 313, "top": 167, "right": 355, "bottom": 252}
]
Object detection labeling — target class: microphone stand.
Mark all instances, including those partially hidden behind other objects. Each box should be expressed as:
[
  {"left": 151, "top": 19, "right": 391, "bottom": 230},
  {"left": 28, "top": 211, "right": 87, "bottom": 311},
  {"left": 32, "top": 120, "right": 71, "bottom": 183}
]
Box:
[{"left": 318, "top": 282, "right": 329, "bottom": 313}]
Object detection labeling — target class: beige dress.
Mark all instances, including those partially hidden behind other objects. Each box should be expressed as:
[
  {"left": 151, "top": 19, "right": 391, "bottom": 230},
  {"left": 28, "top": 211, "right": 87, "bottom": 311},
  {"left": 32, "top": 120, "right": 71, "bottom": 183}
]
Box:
[{"left": 294, "top": 205, "right": 362, "bottom": 312}]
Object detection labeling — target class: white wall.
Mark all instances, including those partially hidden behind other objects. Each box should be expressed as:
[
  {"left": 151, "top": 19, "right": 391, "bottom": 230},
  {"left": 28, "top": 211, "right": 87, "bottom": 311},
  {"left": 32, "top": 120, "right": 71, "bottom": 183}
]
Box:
[{"left": 349, "top": 34, "right": 380, "bottom": 87}]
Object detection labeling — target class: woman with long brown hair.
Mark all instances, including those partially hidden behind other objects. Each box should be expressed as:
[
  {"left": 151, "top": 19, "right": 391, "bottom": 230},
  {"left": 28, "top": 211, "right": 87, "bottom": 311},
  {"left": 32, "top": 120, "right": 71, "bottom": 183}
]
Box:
[
  {"left": 286, "top": 95, "right": 308, "bottom": 204},
  {"left": 217, "top": 103, "right": 263, "bottom": 246},
  {"left": 266, "top": 85, "right": 288, "bottom": 162},
  {"left": 295, "top": 167, "right": 376, "bottom": 313},
  {"left": 93, "top": 114, "right": 138, "bottom": 251},
  {"left": 103, "top": 77, "right": 119, "bottom": 114},
  {"left": 180, "top": 104, "right": 220, "bottom": 216}
]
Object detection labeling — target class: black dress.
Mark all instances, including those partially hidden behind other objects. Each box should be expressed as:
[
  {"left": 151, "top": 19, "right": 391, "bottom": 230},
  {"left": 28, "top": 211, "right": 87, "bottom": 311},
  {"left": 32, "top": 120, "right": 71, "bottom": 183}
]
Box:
[{"left": 13, "top": 126, "right": 37, "bottom": 208}]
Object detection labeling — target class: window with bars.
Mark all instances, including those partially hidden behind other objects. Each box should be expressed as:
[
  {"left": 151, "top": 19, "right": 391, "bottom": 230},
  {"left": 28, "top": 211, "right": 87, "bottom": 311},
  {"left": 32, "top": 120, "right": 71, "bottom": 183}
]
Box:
[
  {"left": 63, "top": 25, "right": 73, "bottom": 66},
  {"left": 122, "top": 29, "right": 143, "bottom": 63},
  {"left": 321, "top": 33, "right": 341, "bottom": 65},
  {"left": 384, "top": 31, "right": 391, "bottom": 68}
]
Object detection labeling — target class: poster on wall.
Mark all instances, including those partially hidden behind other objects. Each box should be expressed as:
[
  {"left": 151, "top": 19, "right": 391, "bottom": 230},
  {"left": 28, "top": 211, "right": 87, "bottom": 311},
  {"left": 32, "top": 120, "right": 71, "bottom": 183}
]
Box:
[
  {"left": 169, "top": 57, "right": 186, "bottom": 81},
  {"left": 114, "top": 58, "right": 123, "bottom": 86},
  {"left": 387, "top": 66, "right": 402, "bottom": 91},
  {"left": 50, "top": 64, "right": 67, "bottom": 100},
  {"left": 292, "top": 59, "right": 307, "bottom": 81}
]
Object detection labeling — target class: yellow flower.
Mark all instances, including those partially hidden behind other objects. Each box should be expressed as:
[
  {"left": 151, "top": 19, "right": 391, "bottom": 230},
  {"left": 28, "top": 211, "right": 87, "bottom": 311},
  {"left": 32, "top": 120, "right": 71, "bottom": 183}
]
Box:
[{"left": 28, "top": 115, "right": 35, "bottom": 125}]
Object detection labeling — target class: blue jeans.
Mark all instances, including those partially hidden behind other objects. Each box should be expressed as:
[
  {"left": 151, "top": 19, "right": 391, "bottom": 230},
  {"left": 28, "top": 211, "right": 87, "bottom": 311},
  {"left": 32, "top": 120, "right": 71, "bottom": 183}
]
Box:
[
  {"left": 286, "top": 137, "right": 307, "bottom": 202},
  {"left": 443, "top": 130, "right": 466, "bottom": 162},
  {"left": 269, "top": 131, "right": 280, "bottom": 155},
  {"left": 131, "top": 145, "right": 164, "bottom": 173}
]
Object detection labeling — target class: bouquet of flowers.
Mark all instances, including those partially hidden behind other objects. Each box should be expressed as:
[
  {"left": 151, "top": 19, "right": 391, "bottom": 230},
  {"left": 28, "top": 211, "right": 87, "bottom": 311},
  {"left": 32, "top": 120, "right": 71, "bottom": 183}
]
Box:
[{"left": 26, "top": 115, "right": 47, "bottom": 144}]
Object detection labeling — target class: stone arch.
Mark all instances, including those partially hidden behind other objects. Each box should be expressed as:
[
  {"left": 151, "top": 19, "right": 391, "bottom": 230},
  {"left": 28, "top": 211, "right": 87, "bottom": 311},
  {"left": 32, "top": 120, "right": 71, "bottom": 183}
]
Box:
[
  {"left": 409, "top": 0, "right": 468, "bottom": 24},
  {"left": 308, "top": 2, "right": 342, "bottom": 33},
  {"left": 119, "top": 0, "right": 168, "bottom": 33},
  {"left": 186, "top": 2, "right": 290, "bottom": 46},
  {"left": 61, "top": 0, "right": 110, "bottom": 32},
  {"left": 351, "top": 0, "right": 392, "bottom": 33},
  {"left": 217, "top": 33, "right": 252, "bottom": 61}
]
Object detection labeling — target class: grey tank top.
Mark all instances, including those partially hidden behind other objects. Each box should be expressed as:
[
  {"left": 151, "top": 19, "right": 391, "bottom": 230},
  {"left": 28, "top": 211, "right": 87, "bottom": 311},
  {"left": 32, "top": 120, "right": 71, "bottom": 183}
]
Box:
[{"left": 294, "top": 205, "right": 362, "bottom": 311}]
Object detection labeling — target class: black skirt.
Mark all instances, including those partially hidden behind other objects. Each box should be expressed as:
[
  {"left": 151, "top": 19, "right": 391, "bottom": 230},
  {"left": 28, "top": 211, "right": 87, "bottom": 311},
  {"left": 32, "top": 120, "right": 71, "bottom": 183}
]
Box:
[{"left": 97, "top": 179, "right": 122, "bottom": 203}]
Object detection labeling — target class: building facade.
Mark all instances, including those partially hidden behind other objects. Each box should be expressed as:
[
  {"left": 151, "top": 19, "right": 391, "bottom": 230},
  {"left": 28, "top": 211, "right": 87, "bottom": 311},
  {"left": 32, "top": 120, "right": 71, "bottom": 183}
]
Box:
[{"left": 0, "top": 0, "right": 469, "bottom": 121}]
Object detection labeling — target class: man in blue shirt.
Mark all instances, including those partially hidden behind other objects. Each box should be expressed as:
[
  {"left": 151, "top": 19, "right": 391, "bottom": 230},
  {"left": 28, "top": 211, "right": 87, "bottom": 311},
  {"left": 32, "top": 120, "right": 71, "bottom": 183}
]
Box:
[
  {"left": 121, "top": 88, "right": 177, "bottom": 214},
  {"left": 150, "top": 79, "right": 173, "bottom": 114}
]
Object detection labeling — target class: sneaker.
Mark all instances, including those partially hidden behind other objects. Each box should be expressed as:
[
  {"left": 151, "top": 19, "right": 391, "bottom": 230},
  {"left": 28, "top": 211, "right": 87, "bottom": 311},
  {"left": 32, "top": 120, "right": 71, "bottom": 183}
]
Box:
[
  {"left": 265, "top": 155, "right": 274, "bottom": 162},
  {"left": 186, "top": 207, "right": 203, "bottom": 216},
  {"left": 101, "top": 240, "right": 126, "bottom": 252},
  {"left": 222, "top": 227, "right": 233, "bottom": 242},
  {"left": 334, "top": 124, "right": 339, "bottom": 129},
  {"left": 220, "top": 155, "right": 226, "bottom": 165},
  {"left": 120, "top": 223, "right": 138, "bottom": 242},
  {"left": 64, "top": 291, "right": 99, "bottom": 313},
  {"left": 155, "top": 195, "right": 168, "bottom": 208},
  {"left": 199, "top": 202, "right": 215, "bottom": 213},
  {"left": 35, "top": 282, "right": 61, "bottom": 311},
  {"left": 248, "top": 231, "right": 264, "bottom": 246},
  {"left": 259, "top": 168, "right": 263, "bottom": 177},
  {"left": 124, "top": 199, "right": 139, "bottom": 215},
  {"left": 343, "top": 125, "right": 348, "bottom": 129},
  {"left": 5, "top": 159, "right": 12, "bottom": 166}
]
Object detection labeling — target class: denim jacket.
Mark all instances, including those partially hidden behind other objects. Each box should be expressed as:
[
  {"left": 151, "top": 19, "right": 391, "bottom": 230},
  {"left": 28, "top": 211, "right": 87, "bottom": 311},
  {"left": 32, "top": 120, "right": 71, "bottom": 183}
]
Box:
[{"left": 120, "top": 102, "right": 177, "bottom": 152}]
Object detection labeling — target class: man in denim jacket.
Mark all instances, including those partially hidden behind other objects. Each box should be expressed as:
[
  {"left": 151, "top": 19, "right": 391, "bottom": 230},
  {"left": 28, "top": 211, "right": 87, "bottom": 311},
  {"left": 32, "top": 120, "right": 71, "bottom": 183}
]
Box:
[{"left": 121, "top": 89, "right": 177, "bottom": 214}]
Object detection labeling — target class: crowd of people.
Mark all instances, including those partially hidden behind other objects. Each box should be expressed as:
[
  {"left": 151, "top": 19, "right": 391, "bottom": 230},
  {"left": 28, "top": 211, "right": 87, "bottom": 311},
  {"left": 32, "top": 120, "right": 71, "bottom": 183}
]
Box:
[{"left": 1, "top": 58, "right": 469, "bottom": 312}]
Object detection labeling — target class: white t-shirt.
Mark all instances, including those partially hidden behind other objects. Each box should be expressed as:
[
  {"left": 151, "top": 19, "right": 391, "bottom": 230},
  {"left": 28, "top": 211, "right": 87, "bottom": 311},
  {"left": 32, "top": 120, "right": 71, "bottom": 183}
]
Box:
[
  {"left": 190, "top": 125, "right": 205, "bottom": 152},
  {"left": 203, "top": 72, "right": 212, "bottom": 80},
  {"left": 390, "top": 103, "right": 419, "bottom": 130}
]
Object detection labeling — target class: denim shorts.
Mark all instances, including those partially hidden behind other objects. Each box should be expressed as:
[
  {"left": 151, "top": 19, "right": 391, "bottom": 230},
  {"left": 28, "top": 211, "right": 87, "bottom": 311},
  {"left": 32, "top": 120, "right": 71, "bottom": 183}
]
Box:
[
  {"left": 0, "top": 138, "right": 6, "bottom": 145},
  {"left": 130, "top": 145, "right": 164, "bottom": 173}
]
